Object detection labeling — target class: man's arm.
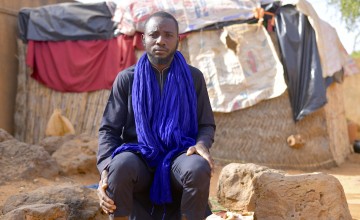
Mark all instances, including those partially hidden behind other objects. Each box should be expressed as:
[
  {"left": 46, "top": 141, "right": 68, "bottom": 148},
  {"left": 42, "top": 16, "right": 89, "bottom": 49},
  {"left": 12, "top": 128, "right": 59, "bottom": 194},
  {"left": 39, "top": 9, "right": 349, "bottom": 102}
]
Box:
[
  {"left": 97, "top": 70, "right": 133, "bottom": 215},
  {"left": 187, "top": 65, "right": 216, "bottom": 173},
  {"left": 97, "top": 71, "right": 130, "bottom": 173},
  {"left": 191, "top": 66, "right": 216, "bottom": 149}
]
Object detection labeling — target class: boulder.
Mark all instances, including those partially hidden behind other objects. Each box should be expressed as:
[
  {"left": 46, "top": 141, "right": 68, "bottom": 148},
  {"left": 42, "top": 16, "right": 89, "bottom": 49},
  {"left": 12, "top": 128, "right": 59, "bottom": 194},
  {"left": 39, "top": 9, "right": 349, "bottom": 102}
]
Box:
[
  {"left": 217, "top": 163, "right": 282, "bottom": 211},
  {"left": 2, "top": 184, "right": 106, "bottom": 220},
  {"left": 39, "top": 134, "right": 75, "bottom": 155},
  {"left": 52, "top": 134, "right": 98, "bottom": 175},
  {"left": 217, "top": 163, "right": 352, "bottom": 219},
  {"left": 1, "top": 203, "right": 69, "bottom": 220},
  {"left": 0, "top": 129, "right": 14, "bottom": 142},
  {"left": 0, "top": 139, "right": 59, "bottom": 184}
]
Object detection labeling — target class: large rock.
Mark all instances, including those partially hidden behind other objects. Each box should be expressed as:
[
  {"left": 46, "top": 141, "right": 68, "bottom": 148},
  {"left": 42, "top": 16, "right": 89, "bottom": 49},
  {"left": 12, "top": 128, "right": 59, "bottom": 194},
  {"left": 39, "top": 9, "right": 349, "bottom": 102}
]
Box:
[
  {"left": 217, "top": 163, "right": 282, "bottom": 211},
  {"left": 39, "top": 134, "right": 75, "bottom": 155},
  {"left": 2, "top": 184, "right": 106, "bottom": 220},
  {"left": 1, "top": 203, "right": 69, "bottom": 220},
  {"left": 217, "top": 163, "right": 352, "bottom": 219},
  {"left": 51, "top": 134, "right": 98, "bottom": 175},
  {"left": 0, "top": 128, "right": 14, "bottom": 142},
  {"left": 0, "top": 132, "right": 59, "bottom": 184}
]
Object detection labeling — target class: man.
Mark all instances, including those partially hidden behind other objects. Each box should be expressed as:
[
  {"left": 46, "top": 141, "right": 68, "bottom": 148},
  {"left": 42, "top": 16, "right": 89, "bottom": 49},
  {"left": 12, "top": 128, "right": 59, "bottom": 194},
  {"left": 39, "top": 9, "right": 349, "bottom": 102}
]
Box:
[{"left": 97, "top": 11, "right": 216, "bottom": 220}]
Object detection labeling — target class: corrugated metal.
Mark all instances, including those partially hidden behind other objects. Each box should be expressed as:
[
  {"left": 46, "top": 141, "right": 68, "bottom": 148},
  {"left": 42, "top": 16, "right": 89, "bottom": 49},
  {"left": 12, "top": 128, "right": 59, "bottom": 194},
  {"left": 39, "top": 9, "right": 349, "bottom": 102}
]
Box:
[{"left": 0, "top": 0, "right": 74, "bottom": 134}]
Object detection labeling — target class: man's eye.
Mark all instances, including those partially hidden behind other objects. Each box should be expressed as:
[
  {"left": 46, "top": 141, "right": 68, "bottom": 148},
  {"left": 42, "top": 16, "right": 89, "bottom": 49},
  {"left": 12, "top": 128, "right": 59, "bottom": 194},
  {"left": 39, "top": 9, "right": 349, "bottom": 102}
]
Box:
[{"left": 150, "top": 33, "right": 159, "bottom": 38}]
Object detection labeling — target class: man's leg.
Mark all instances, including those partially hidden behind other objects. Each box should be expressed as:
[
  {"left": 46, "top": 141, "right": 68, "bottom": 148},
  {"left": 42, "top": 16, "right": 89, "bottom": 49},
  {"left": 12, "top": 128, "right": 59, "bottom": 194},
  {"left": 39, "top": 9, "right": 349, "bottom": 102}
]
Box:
[
  {"left": 171, "top": 153, "right": 212, "bottom": 220},
  {"left": 107, "top": 152, "right": 153, "bottom": 219}
]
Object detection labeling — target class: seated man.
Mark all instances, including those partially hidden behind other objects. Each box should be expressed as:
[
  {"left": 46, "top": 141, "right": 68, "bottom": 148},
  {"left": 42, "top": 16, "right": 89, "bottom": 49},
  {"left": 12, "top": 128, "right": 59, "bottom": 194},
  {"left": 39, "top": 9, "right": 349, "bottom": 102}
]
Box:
[{"left": 96, "top": 11, "right": 216, "bottom": 220}]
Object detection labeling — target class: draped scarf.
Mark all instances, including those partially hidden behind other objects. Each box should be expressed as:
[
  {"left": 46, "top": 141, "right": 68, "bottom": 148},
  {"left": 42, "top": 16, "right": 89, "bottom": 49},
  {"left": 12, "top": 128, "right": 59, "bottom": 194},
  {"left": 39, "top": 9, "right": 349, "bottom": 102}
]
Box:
[{"left": 112, "top": 51, "right": 198, "bottom": 205}]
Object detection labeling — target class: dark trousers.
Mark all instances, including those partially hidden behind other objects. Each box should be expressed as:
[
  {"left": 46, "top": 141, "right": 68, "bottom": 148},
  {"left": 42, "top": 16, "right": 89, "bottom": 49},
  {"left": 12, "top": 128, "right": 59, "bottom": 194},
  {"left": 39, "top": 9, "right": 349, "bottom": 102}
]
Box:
[{"left": 106, "top": 152, "right": 212, "bottom": 220}]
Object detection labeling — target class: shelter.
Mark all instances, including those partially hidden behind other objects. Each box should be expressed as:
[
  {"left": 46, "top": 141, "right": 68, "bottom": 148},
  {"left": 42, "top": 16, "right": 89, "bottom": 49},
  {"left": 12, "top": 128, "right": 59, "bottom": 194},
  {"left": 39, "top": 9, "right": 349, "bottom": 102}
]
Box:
[{"left": 0, "top": 0, "right": 73, "bottom": 134}]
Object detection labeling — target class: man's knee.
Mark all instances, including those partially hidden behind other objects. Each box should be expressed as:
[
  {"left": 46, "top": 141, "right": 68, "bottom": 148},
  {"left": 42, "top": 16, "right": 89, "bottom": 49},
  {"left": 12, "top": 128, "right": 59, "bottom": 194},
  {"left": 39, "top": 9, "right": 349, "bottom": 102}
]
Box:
[
  {"left": 181, "top": 156, "right": 211, "bottom": 187},
  {"left": 108, "top": 152, "right": 143, "bottom": 182}
]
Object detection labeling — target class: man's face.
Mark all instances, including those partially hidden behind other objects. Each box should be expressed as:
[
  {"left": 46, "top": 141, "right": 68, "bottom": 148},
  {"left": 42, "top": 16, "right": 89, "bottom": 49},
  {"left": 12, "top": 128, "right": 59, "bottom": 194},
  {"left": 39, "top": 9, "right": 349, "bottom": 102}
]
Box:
[{"left": 143, "top": 16, "right": 179, "bottom": 67}]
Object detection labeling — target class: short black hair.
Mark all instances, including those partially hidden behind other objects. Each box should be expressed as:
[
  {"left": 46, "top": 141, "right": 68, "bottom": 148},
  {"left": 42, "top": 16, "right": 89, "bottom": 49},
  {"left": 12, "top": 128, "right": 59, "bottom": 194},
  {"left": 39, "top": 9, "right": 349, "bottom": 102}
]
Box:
[{"left": 144, "top": 11, "right": 179, "bottom": 34}]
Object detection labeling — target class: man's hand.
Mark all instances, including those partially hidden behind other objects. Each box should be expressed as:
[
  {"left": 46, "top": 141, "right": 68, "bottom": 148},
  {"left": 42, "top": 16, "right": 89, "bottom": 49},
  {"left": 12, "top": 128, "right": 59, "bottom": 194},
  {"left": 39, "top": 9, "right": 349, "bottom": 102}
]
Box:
[
  {"left": 97, "top": 170, "right": 116, "bottom": 214},
  {"left": 186, "top": 143, "right": 214, "bottom": 176}
]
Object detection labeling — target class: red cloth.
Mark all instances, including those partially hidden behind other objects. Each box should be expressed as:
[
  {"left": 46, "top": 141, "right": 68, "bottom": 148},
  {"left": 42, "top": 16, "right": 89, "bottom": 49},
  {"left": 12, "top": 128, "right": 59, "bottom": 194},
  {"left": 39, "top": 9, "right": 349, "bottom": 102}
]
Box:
[{"left": 27, "top": 35, "right": 138, "bottom": 92}]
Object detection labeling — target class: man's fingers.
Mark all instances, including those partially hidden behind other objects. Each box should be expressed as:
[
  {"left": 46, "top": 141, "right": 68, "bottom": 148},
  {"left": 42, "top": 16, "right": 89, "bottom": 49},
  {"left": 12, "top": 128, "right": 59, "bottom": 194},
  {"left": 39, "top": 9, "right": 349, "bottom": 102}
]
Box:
[
  {"left": 100, "top": 200, "right": 115, "bottom": 214},
  {"left": 101, "top": 196, "right": 116, "bottom": 209},
  {"left": 187, "top": 144, "right": 215, "bottom": 176},
  {"left": 103, "top": 173, "right": 108, "bottom": 183},
  {"left": 200, "top": 152, "right": 214, "bottom": 173},
  {"left": 101, "top": 170, "right": 108, "bottom": 181},
  {"left": 99, "top": 191, "right": 116, "bottom": 213},
  {"left": 101, "top": 182, "right": 108, "bottom": 190},
  {"left": 102, "top": 193, "right": 115, "bottom": 205},
  {"left": 186, "top": 146, "right": 196, "bottom": 155},
  {"left": 98, "top": 184, "right": 115, "bottom": 206},
  {"left": 97, "top": 173, "right": 116, "bottom": 214},
  {"left": 197, "top": 147, "right": 214, "bottom": 176},
  {"left": 193, "top": 145, "right": 212, "bottom": 166}
]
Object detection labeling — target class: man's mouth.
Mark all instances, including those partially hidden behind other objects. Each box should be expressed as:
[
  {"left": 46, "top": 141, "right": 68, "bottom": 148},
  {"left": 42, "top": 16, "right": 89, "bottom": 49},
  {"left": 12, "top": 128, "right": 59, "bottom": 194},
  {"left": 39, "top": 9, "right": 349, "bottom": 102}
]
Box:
[
  {"left": 154, "top": 48, "right": 168, "bottom": 54},
  {"left": 154, "top": 51, "right": 167, "bottom": 56}
]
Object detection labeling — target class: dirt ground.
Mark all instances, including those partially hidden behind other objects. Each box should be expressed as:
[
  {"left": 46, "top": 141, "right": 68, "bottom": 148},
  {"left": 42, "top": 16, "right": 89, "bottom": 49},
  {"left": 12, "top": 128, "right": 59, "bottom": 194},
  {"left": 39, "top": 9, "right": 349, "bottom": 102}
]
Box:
[{"left": 0, "top": 153, "right": 359, "bottom": 219}]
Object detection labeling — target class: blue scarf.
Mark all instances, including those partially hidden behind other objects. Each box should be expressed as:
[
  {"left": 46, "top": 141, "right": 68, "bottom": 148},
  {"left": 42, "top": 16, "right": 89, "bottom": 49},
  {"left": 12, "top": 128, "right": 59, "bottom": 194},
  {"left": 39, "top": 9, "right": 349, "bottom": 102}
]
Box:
[{"left": 112, "top": 51, "right": 198, "bottom": 205}]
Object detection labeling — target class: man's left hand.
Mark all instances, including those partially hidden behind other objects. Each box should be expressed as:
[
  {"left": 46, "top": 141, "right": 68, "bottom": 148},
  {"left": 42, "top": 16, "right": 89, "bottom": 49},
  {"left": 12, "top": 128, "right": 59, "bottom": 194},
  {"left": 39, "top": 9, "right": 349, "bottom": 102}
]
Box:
[{"left": 186, "top": 143, "right": 214, "bottom": 176}]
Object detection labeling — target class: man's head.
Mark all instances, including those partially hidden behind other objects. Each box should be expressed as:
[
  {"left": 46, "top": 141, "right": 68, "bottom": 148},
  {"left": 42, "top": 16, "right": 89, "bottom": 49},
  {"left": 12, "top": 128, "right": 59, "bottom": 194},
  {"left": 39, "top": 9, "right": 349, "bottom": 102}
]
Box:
[{"left": 142, "top": 11, "right": 179, "bottom": 70}]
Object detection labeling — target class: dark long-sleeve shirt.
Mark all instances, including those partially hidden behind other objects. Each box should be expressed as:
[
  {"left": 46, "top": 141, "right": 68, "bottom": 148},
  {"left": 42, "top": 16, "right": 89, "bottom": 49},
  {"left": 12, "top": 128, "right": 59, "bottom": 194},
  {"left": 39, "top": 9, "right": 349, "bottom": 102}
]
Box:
[{"left": 97, "top": 64, "right": 215, "bottom": 173}]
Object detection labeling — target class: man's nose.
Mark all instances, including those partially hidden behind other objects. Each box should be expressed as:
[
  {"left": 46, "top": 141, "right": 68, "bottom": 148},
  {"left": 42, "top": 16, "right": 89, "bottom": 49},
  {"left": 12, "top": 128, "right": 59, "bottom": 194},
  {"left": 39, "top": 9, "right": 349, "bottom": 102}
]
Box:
[{"left": 156, "top": 35, "right": 165, "bottom": 45}]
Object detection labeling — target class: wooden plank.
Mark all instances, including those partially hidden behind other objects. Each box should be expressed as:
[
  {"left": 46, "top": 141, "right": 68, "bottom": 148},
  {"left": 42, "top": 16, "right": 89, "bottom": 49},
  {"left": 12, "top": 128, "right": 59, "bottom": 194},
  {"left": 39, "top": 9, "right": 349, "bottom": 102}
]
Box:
[{"left": 14, "top": 40, "right": 27, "bottom": 141}]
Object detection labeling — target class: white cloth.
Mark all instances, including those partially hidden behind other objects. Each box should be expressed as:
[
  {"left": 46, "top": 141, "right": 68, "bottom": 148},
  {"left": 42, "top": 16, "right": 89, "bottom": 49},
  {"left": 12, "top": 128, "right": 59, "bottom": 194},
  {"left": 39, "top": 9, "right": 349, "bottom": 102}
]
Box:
[
  {"left": 113, "top": 0, "right": 260, "bottom": 35},
  {"left": 187, "top": 23, "right": 286, "bottom": 112}
]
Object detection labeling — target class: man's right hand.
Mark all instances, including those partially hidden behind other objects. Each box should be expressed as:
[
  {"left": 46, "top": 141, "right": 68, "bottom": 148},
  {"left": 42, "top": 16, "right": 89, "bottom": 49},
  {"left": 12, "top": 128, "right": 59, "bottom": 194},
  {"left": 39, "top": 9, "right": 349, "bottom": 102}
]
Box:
[{"left": 97, "top": 169, "right": 116, "bottom": 214}]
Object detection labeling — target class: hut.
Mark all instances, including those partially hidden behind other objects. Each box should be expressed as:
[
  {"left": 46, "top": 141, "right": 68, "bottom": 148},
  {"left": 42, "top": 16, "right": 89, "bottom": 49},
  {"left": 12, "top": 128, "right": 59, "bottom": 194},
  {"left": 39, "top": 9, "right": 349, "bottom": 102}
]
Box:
[
  {"left": 13, "top": 0, "right": 357, "bottom": 170},
  {"left": 0, "top": 0, "right": 76, "bottom": 135}
]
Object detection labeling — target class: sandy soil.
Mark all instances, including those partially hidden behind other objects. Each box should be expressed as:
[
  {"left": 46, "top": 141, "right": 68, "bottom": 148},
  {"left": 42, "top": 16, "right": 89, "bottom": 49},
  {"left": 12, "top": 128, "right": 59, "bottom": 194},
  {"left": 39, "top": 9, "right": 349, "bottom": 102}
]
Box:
[{"left": 315, "top": 154, "right": 360, "bottom": 220}]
